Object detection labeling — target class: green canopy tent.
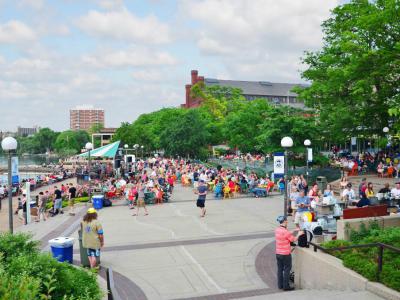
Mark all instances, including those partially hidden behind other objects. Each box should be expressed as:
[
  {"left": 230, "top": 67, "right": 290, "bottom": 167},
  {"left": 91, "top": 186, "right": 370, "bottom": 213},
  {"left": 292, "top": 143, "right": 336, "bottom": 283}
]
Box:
[{"left": 79, "top": 141, "right": 121, "bottom": 158}]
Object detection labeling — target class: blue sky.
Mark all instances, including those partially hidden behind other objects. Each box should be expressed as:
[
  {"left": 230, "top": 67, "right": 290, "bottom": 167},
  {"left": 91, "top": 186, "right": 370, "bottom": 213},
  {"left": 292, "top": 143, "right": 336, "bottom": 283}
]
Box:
[{"left": 0, "top": 0, "right": 341, "bottom": 131}]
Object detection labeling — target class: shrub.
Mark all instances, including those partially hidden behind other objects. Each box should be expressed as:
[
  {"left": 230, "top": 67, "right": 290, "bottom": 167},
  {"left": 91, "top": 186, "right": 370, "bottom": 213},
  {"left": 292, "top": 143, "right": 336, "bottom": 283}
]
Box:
[
  {"left": 322, "top": 226, "right": 400, "bottom": 292},
  {"left": 0, "top": 233, "right": 102, "bottom": 300}
]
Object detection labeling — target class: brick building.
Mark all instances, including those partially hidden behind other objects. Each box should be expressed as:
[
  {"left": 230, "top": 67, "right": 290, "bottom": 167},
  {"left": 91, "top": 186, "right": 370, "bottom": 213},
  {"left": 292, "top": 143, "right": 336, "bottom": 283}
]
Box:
[
  {"left": 70, "top": 105, "right": 104, "bottom": 130},
  {"left": 182, "top": 70, "right": 307, "bottom": 109}
]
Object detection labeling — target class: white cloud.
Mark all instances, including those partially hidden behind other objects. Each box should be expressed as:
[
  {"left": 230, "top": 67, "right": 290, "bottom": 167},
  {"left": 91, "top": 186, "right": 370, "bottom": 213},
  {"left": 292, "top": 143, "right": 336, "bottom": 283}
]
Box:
[
  {"left": 0, "top": 20, "right": 36, "bottom": 44},
  {"left": 0, "top": 80, "right": 29, "bottom": 98},
  {"left": 18, "top": 0, "right": 45, "bottom": 10},
  {"left": 131, "top": 70, "right": 162, "bottom": 81},
  {"left": 180, "top": 0, "right": 339, "bottom": 81},
  {"left": 77, "top": 9, "right": 171, "bottom": 44},
  {"left": 95, "top": 0, "right": 124, "bottom": 10},
  {"left": 83, "top": 47, "right": 177, "bottom": 68}
]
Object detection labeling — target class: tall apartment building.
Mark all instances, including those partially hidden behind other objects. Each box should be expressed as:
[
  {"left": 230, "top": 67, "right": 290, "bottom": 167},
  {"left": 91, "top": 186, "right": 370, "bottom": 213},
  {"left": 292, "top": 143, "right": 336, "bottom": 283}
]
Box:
[
  {"left": 182, "top": 70, "right": 308, "bottom": 109},
  {"left": 70, "top": 105, "right": 104, "bottom": 130}
]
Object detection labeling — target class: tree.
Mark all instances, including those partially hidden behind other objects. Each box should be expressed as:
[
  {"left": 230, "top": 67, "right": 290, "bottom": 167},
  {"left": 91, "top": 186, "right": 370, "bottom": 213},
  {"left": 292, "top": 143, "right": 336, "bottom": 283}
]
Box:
[
  {"left": 223, "top": 99, "right": 273, "bottom": 153},
  {"left": 296, "top": 0, "right": 400, "bottom": 142},
  {"left": 54, "top": 130, "right": 89, "bottom": 155},
  {"left": 160, "top": 109, "right": 210, "bottom": 158},
  {"left": 35, "top": 128, "right": 59, "bottom": 153},
  {"left": 256, "top": 106, "right": 320, "bottom": 153}
]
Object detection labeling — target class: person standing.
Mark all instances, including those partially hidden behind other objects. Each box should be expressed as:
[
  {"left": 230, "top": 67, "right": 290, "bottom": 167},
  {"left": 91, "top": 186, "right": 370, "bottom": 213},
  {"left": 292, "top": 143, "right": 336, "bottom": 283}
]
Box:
[
  {"left": 132, "top": 181, "right": 149, "bottom": 216},
  {"left": 275, "top": 216, "right": 302, "bottom": 291},
  {"left": 68, "top": 183, "right": 77, "bottom": 216},
  {"left": 53, "top": 186, "right": 63, "bottom": 215},
  {"left": 294, "top": 190, "right": 311, "bottom": 229},
  {"left": 195, "top": 180, "right": 208, "bottom": 217},
  {"left": 81, "top": 208, "right": 104, "bottom": 269},
  {"left": 36, "top": 191, "right": 48, "bottom": 222}
]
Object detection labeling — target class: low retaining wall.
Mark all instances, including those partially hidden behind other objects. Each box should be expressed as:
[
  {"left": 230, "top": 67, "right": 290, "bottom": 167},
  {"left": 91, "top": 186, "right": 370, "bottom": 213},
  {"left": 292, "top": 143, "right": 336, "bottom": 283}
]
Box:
[
  {"left": 294, "top": 247, "right": 400, "bottom": 300},
  {"left": 337, "top": 215, "right": 400, "bottom": 240}
]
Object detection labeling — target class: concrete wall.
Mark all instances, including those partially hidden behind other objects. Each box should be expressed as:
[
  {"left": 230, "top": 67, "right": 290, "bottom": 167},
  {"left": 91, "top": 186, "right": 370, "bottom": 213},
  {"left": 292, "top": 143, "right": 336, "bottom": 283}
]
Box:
[
  {"left": 294, "top": 247, "right": 400, "bottom": 300},
  {"left": 337, "top": 215, "right": 400, "bottom": 240},
  {"left": 294, "top": 247, "right": 367, "bottom": 291}
]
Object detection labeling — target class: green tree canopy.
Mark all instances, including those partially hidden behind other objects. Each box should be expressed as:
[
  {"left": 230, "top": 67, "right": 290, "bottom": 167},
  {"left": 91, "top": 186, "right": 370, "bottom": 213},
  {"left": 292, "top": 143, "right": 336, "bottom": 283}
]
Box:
[
  {"left": 159, "top": 108, "right": 210, "bottom": 158},
  {"left": 54, "top": 130, "right": 89, "bottom": 155},
  {"left": 296, "top": 0, "right": 400, "bottom": 142}
]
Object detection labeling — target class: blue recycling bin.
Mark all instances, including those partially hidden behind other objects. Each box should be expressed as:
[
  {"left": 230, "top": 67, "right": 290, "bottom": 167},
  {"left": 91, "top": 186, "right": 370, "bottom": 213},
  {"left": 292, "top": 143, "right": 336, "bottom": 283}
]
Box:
[
  {"left": 49, "top": 237, "right": 74, "bottom": 263},
  {"left": 92, "top": 195, "right": 104, "bottom": 210}
]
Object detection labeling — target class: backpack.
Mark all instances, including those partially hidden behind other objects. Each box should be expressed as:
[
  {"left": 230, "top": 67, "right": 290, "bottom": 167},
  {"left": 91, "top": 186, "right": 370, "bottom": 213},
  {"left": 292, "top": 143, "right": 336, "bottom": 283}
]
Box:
[
  {"left": 103, "top": 198, "right": 112, "bottom": 207},
  {"left": 297, "top": 230, "right": 313, "bottom": 248}
]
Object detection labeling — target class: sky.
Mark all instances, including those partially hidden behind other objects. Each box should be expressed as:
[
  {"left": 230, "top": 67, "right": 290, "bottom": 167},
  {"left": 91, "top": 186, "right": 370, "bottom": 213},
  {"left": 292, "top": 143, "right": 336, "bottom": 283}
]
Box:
[{"left": 0, "top": 0, "right": 341, "bottom": 132}]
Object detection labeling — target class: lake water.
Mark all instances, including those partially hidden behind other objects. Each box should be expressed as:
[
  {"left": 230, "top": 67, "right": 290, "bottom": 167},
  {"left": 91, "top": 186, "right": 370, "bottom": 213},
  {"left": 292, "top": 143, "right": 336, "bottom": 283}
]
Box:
[
  {"left": 0, "top": 155, "right": 60, "bottom": 168},
  {"left": 0, "top": 155, "right": 60, "bottom": 184}
]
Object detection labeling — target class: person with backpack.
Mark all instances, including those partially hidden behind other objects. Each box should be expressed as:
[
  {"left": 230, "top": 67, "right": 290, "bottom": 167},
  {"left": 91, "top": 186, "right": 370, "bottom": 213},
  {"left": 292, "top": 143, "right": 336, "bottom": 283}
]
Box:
[{"left": 275, "top": 216, "right": 303, "bottom": 291}]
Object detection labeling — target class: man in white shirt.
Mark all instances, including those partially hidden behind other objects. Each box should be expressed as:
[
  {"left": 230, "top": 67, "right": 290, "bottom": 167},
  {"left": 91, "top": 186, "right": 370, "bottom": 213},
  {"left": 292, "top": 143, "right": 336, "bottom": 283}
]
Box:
[
  {"left": 342, "top": 183, "right": 356, "bottom": 205},
  {"left": 390, "top": 182, "right": 400, "bottom": 199}
]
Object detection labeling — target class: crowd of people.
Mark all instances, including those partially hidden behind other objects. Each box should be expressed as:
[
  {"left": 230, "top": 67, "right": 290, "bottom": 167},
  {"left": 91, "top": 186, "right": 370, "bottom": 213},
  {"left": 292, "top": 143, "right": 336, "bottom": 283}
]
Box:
[{"left": 331, "top": 150, "right": 400, "bottom": 178}]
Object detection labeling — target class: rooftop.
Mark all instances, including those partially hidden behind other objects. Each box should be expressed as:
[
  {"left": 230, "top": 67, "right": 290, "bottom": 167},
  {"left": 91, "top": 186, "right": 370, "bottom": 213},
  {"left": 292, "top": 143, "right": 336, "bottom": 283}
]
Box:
[{"left": 204, "top": 78, "right": 308, "bottom": 97}]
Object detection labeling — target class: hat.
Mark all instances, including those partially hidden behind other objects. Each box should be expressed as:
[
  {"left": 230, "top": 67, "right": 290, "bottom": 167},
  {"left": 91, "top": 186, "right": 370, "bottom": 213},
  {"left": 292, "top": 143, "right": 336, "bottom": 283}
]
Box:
[
  {"left": 87, "top": 208, "right": 97, "bottom": 214},
  {"left": 277, "top": 216, "right": 287, "bottom": 224}
]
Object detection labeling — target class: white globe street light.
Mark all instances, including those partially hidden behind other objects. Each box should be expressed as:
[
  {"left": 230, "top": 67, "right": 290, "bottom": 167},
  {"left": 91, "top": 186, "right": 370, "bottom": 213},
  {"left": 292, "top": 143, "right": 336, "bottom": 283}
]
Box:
[
  {"left": 1, "top": 137, "right": 18, "bottom": 151},
  {"left": 124, "top": 144, "right": 129, "bottom": 149},
  {"left": 281, "top": 136, "right": 294, "bottom": 148},
  {"left": 1, "top": 136, "right": 18, "bottom": 233},
  {"left": 280, "top": 137, "right": 293, "bottom": 218},
  {"left": 304, "top": 139, "right": 311, "bottom": 147},
  {"left": 85, "top": 142, "right": 93, "bottom": 150},
  {"left": 383, "top": 127, "right": 389, "bottom": 133}
]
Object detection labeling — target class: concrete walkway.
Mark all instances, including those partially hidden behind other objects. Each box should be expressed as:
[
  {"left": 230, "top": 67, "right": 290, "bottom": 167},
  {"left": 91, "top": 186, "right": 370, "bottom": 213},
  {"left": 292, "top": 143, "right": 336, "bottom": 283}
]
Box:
[
  {"left": 0, "top": 177, "right": 77, "bottom": 232},
  {"left": 16, "top": 183, "right": 385, "bottom": 300}
]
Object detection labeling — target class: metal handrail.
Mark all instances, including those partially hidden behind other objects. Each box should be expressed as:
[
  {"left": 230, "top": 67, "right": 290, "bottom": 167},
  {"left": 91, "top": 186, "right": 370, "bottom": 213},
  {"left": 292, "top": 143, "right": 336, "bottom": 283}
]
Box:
[
  {"left": 309, "top": 241, "right": 400, "bottom": 281},
  {"left": 106, "top": 267, "right": 122, "bottom": 300}
]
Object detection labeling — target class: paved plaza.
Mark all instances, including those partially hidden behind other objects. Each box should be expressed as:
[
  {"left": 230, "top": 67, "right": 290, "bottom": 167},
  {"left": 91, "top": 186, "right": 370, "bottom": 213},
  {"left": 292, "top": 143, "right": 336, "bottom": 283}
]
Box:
[{"left": 15, "top": 182, "right": 384, "bottom": 300}]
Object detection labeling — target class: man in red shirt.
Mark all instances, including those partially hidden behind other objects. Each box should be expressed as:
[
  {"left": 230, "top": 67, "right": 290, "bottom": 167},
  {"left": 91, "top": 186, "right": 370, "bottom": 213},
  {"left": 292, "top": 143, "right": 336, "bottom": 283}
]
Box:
[{"left": 275, "top": 216, "right": 303, "bottom": 291}]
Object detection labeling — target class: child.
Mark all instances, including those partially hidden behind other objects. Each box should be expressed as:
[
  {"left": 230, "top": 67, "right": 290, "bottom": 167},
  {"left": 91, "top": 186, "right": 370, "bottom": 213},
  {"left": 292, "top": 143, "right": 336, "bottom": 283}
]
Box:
[{"left": 278, "top": 178, "right": 285, "bottom": 194}]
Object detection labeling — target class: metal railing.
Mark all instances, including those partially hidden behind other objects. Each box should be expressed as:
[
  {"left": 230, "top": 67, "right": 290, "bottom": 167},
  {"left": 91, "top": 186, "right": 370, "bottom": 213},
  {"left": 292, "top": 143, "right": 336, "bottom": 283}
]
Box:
[
  {"left": 309, "top": 241, "right": 400, "bottom": 282},
  {"left": 106, "top": 267, "right": 122, "bottom": 300}
]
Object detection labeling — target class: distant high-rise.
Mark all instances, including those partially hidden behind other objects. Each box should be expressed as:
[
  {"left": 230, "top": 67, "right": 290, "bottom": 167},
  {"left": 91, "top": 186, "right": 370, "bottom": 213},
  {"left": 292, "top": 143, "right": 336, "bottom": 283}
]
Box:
[{"left": 70, "top": 105, "right": 104, "bottom": 130}]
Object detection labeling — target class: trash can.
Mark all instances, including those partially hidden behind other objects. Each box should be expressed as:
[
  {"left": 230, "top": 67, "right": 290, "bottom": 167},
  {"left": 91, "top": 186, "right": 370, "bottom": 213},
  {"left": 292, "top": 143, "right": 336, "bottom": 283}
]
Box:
[
  {"left": 316, "top": 176, "right": 327, "bottom": 192},
  {"left": 78, "top": 229, "right": 100, "bottom": 267},
  {"left": 49, "top": 237, "right": 74, "bottom": 263},
  {"left": 92, "top": 195, "right": 104, "bottom": 210}
]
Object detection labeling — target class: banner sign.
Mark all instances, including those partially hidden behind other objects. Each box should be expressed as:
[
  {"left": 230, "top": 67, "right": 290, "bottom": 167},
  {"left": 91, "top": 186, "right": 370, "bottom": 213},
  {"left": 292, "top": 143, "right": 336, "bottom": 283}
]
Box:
[
  {"left": 274, "top": 152, "right": 284, "bottom": 178},
  {"left": 11, "top": 157, "right": 19, "bottom": 184},
  {"left": 307, "top": 148, "right": 313, "bottom": 162}
]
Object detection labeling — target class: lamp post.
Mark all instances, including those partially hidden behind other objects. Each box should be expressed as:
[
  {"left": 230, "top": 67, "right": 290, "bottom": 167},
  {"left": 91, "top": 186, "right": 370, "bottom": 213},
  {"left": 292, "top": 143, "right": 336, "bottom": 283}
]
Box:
[
  {"left": 85, "top": 142, "right": 93, "bottom": 202},
  {"left": 281, "top": 137, "right": 293, "bottom": 218},
  {"left": 141, "top": 145, "right": 144, "bottom": 159},
  {"left": 304, "top": 139, "right": 311, "bottom": 181},
  {"left": 382, "top": 127, "right": 389, "bottom": 151},
  {"left": 133, "top": 144, "right": 139, "bottom": 159},
  {"left": 1, "top": 137, "right": 18, "bottom": 233},
  {"left": 124, "top": 144, "right": 129, "bottom": 155}
]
